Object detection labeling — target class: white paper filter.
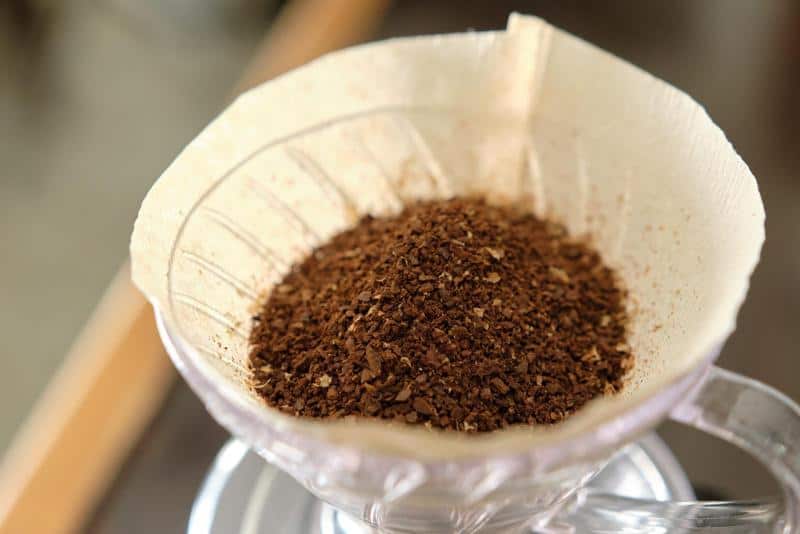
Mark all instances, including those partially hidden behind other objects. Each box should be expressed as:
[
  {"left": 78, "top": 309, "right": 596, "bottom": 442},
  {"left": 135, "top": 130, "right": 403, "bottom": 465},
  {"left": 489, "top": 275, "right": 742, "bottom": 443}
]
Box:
[{"left": 130, "top": 15, "right": 764, "bottom": 459}]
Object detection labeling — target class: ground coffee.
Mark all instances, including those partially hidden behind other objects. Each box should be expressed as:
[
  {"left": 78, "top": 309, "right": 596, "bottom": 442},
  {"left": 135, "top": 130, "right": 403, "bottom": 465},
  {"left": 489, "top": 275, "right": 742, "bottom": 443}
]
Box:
[{"left": 249, "top": 198, "right": 632, "bottom": 432}]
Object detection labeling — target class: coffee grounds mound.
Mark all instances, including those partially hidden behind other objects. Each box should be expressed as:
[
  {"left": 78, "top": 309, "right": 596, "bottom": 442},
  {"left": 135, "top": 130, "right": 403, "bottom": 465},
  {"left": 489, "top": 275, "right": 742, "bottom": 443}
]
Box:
[{"left": 249, "top": 198, "right": 632, "bottom": 432}]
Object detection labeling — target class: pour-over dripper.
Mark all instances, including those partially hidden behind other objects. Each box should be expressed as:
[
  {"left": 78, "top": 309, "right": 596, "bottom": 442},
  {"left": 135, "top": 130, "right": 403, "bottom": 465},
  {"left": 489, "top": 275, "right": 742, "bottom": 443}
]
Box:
[{"left": 131, "top": 14, "right": 800, "bottom": 533}]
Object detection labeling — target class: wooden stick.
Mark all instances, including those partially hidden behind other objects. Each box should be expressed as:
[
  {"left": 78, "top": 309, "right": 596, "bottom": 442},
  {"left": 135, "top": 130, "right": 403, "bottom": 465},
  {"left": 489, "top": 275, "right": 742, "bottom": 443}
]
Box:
[
  {"left": 0, "top": 268, "right": 171, "bottom": 534},
  {"left": 0, "top": 1, "right": 389, "bottom": 533},
  {"left": 235, "top": 0, "right": 391, "bottom": 94}
]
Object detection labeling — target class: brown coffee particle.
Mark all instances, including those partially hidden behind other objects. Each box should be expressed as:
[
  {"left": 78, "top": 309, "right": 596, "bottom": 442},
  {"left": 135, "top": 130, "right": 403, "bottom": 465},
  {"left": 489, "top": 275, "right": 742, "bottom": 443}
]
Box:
[
  {"left": 365, "top": 346, "right": 382, "bottom": 375},
  {"left": 360, "top": 368, "right": 373, "bottom": 383},
  {"left": 422, "top": 347, "right": 443, "bottom": 369},
  {"left": 490, "top": 377, "right": 510, "bottom": 394},
  {"left": 484, "top": 272, "right": 501, "bottom": 283},
  {"left": 581, "top": 346, "right": 600, "bottom": 362},
  {"left": 395, "top": 383, "right": 413, "bottom": 402},
  {"left": 485, "top": 247, "right": 505, "bottom": 260},
  {"left": 412, "top": 397, "right": 435, "bottom": 416},
  {"left": 548, "top": 266, "right": 570, "bottom": 283},
  {"left": 248, "top": 198, "right": 631, "bottom": 432}
]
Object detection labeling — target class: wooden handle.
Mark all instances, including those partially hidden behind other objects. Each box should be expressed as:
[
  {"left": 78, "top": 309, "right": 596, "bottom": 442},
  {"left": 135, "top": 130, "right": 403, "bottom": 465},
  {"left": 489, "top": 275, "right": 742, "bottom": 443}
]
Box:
[
  {"left": 235, "top": 0, "right": 392, "bottom": 94},
  {"left": 0, "top": 269, "right": 172, "bottom": 534},
  {"left": 0, "top": 1, "right": 390, "bottom": 533}
]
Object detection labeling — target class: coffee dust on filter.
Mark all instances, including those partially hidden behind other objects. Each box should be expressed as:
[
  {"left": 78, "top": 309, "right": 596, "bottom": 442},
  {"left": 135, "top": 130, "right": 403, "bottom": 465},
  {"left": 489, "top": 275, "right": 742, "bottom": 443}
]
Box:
[{"left": 249, "top": 198, "right": 632, "bottom": 432}]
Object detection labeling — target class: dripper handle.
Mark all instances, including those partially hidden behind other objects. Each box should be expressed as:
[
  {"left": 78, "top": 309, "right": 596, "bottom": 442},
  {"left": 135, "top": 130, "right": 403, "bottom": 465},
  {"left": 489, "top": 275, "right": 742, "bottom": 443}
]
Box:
[
  {"left": 553, "top": 366, "right": 800, "bottom": 533},
  {"left": 669, "top": 365, "right": 800, "bottom": 533}
]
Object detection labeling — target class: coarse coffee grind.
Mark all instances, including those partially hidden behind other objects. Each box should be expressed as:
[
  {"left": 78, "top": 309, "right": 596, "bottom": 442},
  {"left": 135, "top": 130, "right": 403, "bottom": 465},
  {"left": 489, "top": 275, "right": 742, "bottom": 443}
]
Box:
[{"left": 248, "top": 198, "right": 632, "bottom": 432}]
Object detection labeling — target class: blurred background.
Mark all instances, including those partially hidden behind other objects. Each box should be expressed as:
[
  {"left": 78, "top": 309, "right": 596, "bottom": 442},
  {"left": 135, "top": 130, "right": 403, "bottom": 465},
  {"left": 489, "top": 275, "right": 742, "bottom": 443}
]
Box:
[{"left": 1, "top": 0, "right": 799, "bottom": 532}]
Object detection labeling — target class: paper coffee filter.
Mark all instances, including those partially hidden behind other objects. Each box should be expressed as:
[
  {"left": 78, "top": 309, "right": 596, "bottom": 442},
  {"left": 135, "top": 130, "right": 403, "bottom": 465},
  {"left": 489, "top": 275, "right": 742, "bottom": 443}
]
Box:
[{"left": 130, "top": 14, "right": 764, "bottom": 461}]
